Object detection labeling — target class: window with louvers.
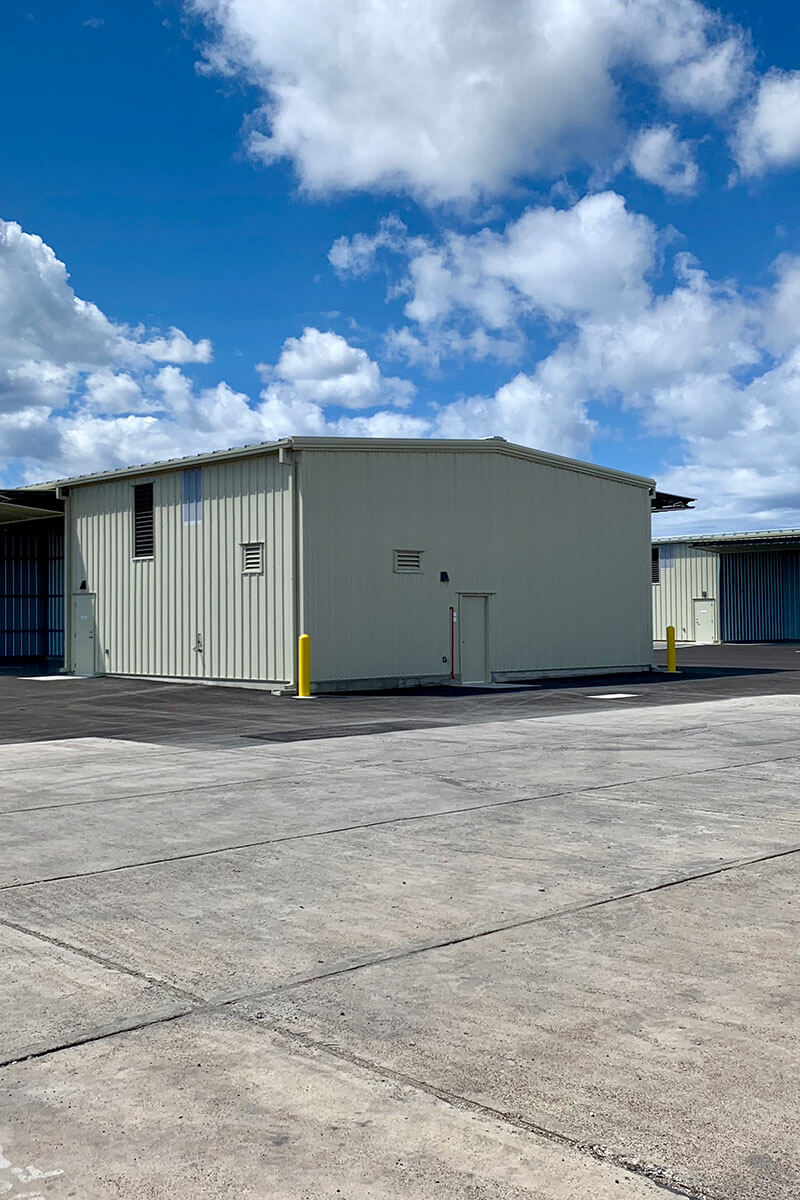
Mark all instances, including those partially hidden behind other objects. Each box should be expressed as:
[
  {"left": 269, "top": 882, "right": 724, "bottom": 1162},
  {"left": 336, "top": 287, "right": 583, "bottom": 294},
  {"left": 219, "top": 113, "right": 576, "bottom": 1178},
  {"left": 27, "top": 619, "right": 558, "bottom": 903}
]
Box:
[
  {"left": 651, "top": 546, "right": 660, "bottom": 584},
  {"left": 133, "top": 483, "right": 155, "bottom": 558}
]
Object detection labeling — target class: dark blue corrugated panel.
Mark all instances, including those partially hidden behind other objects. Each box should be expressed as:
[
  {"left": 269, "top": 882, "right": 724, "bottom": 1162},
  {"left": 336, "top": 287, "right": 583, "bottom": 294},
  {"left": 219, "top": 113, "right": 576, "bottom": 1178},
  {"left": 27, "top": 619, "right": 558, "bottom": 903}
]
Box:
[
  {"left": 721, "top": 550, "right": 800, "bottom": 641},
  {"left": 0, "top": 521, "right": 64, "bottom": 661},
  {"left": 47, "top": 524, "right": 65, "bottom": 658},
  {"left": 782, "top": 552, "right": 800, "bottom": 639}
]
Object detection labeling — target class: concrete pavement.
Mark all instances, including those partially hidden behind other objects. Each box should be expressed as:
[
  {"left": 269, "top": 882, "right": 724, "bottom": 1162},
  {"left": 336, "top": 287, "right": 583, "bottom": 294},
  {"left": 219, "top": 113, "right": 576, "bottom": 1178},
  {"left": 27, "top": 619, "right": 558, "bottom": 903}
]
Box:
[{"left": 0, "top": 674, "right": 798, "bottom": 1198}]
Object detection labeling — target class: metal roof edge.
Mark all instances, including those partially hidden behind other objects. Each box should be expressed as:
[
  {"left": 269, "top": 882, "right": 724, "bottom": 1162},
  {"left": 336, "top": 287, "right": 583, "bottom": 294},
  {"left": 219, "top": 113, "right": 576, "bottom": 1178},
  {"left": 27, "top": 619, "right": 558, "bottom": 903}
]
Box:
[
  {"left": 20, "top": 439, "right": 293, "bottom": 491},
  {"left": 21, "top": 435, "right": 655, "bottom": 492},
  {"left": 653, "top": 528, "right": 800, "bottom": 546},
  {"left": 283, "top": 436, "right": 656, "bottom": 489}
]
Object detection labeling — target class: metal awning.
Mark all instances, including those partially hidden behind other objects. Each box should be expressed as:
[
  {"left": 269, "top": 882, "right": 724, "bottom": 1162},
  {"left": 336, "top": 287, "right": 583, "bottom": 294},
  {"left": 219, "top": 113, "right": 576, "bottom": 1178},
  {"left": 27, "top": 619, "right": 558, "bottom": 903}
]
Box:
[
  {"left": 652, "top": 490, "right": 695, "bottom": 512},
  {"left": 0, "top": 490, "right": 63, "bottom": 525}
]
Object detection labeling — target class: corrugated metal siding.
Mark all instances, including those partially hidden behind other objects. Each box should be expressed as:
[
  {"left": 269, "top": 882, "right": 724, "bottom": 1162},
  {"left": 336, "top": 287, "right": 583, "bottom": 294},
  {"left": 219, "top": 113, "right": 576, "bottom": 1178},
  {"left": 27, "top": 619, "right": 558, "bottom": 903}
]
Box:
[
  {"left": 720, "top": 550, "right": 800, "bottom": 641},
  {"left": 651, "top": 544, "right": 719, "bottom": 641},
  {"left": 46, "top": 525, "right": 65, "bottom": 659},
  {"left": 0, "top": 522, "right": 64, "bottom": 661},
  {"left": 299, "top": 448, "right": 653, "bottom": 685},
  {"left": 70, "top": 454, "right": 295, "bottom": 680}
]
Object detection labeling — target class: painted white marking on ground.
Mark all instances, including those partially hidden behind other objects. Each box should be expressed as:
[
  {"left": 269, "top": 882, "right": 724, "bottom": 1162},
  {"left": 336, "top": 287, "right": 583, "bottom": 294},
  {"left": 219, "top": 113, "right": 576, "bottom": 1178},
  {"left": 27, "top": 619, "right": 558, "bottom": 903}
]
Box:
[
  {"left": 0, "top": 1143, "right": 63, "bottom": 1198},
  {"left": 17, "top": 676, "right": 81, "bottom": 682},
  {"left": 588, "top": 693, "right": 637, "bottom": 699}
]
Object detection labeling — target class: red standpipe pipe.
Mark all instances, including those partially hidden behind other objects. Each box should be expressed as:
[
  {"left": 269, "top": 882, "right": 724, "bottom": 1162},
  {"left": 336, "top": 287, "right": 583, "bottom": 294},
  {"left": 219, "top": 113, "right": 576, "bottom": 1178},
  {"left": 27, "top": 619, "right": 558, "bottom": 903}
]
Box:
[{"left": 449, "top": 606, "right": 455, "bottom": 679}]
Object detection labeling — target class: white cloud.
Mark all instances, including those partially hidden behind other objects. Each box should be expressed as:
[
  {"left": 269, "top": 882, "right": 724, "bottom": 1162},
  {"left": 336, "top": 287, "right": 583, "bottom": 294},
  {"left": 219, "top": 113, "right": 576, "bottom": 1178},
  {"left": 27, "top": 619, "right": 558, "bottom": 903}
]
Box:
[
  {"left": 331, "top": 193, "right": 800, "bottom": 524},
  {"left": 336, "top": 193, "right": 657, "bottom": 355},
  {"left": 629, "top": 125, "right": 699, "bottom": 195},
  {"left": 434, "top": 371, "right": 597, "bottom": 460},
  {"left": 660, "top": 36, "right": 749, "bottom": 114},
  {"left": 83, "top": 370, "right": 148, "bottom": 414},
  {"left": 140, "top": 327, "right": 213, "bottom": 363},
  {"left": 734, "top": 70, "right": 800, "bottom": 176},
  {"left": 190, "top": 0, "right": 749, "bottom": 201},
  {"left": 763, "top": 254, "right": 800, "bottom": 354},
  {"left": 0, "top": 220, "right": 210, "bottom": 371},
  {"left": 0, "top": 223, "right": 422, "bottom": 479},
  {"left": 261, "top": 325, "right": 415, "bottom": 409}
]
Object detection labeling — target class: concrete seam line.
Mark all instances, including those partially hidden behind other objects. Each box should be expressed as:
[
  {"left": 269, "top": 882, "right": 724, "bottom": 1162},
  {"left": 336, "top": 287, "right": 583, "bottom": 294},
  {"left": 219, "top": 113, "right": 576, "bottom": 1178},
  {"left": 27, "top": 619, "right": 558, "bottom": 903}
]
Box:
[
  {"left": 238, "top": 1014, "right": 731, "bottom": 1200},
  {"left": 0, "top": 995, "right": 733, "bottom": 1199},
  {"left": 4, "top": 747, "right": 800, "bottom": 891},
  {"left": 0, "top": 767, "right": 325, "bottom": 815},
  {"left": 0, "top": 1007, "right": 195, "bottom": 1069},
  {"left": 207, "top": 841, "right": 800, "bottom": 1007},
  {"left": 0, "top": 914, "right": 204, "bottom": 1006}
]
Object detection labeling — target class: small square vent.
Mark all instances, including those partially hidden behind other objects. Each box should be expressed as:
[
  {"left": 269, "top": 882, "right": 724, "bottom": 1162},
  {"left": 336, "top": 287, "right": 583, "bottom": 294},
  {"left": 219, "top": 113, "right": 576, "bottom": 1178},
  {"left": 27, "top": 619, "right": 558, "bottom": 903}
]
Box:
[
  {"left": 242, "top": 542, "right": 264, "bottom": 573},
  {"left": 393, "top": 549, "right": 423, "bottom": 574}
]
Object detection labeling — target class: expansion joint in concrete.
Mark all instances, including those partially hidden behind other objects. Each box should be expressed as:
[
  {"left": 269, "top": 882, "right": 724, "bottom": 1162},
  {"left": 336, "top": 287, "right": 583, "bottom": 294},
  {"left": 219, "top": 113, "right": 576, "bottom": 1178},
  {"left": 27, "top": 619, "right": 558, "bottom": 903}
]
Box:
[
  {"left": 243, "top": 1014, "right": 732, "bottom": 1200},
  {"left": 0, "top": 913, "right": 203, "bottom": 1007}
]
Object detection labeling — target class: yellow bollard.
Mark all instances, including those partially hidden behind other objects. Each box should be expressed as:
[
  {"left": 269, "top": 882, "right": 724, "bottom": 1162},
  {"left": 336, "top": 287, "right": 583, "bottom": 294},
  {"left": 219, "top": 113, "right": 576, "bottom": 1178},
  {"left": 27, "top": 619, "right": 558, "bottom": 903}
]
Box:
[
  {"left": 297, "top": 634, "right": 311, "bottom": 698},
  {"left": 666, "top": 625, "right": 677, "bottom": 673}
]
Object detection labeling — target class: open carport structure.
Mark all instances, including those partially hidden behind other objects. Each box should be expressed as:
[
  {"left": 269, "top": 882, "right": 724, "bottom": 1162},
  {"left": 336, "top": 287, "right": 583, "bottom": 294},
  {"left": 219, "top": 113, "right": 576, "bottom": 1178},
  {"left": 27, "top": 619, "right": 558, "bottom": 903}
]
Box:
[{"left": 0, "top": 489, "right": 64, "bottom": 672}]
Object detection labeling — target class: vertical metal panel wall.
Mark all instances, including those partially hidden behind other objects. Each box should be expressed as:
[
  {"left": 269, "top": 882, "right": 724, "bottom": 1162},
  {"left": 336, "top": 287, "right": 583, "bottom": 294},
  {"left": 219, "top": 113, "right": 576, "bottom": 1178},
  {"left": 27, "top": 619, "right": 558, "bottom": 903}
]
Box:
[
  {"left": 651, "top": 543, "right": 719, "bottom": 641},
  {"left": 720, "top": 550, "right": 800, "bottom": 641},
  {"left": 299, "top": 447, "right": 653, "bottom": 687},
  {"left": 69, "top": 453, "right": 295, "bottom": 681}
]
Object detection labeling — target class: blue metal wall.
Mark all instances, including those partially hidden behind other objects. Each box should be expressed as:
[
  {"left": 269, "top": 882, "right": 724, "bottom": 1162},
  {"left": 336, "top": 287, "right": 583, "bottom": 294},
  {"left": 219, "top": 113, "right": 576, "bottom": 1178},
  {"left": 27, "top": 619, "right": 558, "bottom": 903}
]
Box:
[
  {"left": 0, "top": 521, "right": 64, "bottom": 662},
  {"left": 720, "top": 550, "right": 800, "bottom": 641}
]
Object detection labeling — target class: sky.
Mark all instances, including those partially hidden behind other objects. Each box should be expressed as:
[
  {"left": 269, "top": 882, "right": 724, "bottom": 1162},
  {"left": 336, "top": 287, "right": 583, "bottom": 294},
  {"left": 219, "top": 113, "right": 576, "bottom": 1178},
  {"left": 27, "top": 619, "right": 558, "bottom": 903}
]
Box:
[{"left": 2, "top": 0, "right": 800, "bottom": 533}]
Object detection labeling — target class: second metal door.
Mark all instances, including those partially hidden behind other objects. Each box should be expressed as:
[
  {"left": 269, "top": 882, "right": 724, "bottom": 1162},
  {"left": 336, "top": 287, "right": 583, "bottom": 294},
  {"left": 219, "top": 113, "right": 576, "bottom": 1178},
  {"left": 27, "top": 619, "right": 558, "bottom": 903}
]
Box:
[
  {"left": 72, "top": 592, "right": 97, "bottom": 675},
  {"left": 693, "top": 598, "right": 716, "bottom": 644}
]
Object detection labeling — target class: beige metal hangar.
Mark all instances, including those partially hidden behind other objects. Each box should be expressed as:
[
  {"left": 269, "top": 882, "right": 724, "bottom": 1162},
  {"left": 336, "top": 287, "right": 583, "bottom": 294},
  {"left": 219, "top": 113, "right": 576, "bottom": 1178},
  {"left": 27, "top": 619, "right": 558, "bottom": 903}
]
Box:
[{"left": 13, "top": 437, "right": 685, "bottom": 691}]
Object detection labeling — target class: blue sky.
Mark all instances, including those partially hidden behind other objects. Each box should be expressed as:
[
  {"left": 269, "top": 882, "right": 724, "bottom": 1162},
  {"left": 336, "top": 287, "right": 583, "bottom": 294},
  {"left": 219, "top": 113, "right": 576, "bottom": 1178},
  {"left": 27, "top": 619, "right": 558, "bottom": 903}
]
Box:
[{"left": 2, "top": 0, "right": 800, "bottom": 531}]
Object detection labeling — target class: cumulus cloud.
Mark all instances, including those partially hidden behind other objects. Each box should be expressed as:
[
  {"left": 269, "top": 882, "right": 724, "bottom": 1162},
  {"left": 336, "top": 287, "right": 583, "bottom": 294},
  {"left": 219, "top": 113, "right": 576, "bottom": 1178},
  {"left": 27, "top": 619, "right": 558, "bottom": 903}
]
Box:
[
  {"left": 629, "top": 126, "right": 699, "bottom": 194},
  {"left": 0, "top": 217, "right": 212, "bottom": 419},
  {"left": 434, "top": 371, "right": 597, "bottom": 460},
  {"left": 260, "top": 326, "right": 415, "bottom": 409},
  {"left": 332, "top": 190, "right": 800, "bottom": 523},
  {"left": 334, "top": 193, "right": 658, "bottom": 366},
  {"left": 734, "top": 70, "right": 800, "bottom": 176},
  {"left": 0, "top": 217, "right": 422, "bottom": 479},
  {"left": 190, "top": 0, "right": 749, "bottom": 201}
]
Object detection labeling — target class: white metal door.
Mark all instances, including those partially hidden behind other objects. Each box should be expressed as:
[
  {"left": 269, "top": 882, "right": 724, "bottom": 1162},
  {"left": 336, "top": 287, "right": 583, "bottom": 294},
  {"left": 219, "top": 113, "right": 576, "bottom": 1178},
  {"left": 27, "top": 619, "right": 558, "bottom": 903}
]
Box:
[
  {"left": 72, "top": 593, "right": 97, "bottom": 675},
  {"left": 459, "top": 595, "right": 489, "bottom": 683},
  {"left": 693, "top": 598, "right": 716, "bottom": 644}
]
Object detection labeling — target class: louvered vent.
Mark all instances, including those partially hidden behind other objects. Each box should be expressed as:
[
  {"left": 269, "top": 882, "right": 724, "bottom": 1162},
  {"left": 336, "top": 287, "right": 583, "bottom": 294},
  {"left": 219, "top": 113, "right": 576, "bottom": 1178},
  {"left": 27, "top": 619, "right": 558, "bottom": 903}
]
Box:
[
  {"left": 393, "top": 549, "right": 423, "bottom": 574},
  {"left": 132, "top": 482, "right": 154, "bottom": 558},
  {"left": 242, "top": 542, "right": 264, "bottom": 574},
  {"left": 651, "top": 547, "right": 660, "bottom": 584}
]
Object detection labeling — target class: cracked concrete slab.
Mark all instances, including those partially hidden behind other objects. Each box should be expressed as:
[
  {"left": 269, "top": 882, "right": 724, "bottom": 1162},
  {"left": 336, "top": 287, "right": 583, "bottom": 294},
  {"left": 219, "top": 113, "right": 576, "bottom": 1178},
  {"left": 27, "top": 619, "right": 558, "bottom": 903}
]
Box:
[
  {"left": 0, "top": 1010, "right": 671, "bottom": 1200},
  {"left": 1, "top": 674, "right": 799, "bottom": 1199},
  {"left": 0, "top": 923, "right": 186, "bottom": 1064},
  {"left": 1, "top": 784, "right": 796, "bottom": 1003},
  {"left": 244, "top": 857, "right": 800, "bottom": 1200}
]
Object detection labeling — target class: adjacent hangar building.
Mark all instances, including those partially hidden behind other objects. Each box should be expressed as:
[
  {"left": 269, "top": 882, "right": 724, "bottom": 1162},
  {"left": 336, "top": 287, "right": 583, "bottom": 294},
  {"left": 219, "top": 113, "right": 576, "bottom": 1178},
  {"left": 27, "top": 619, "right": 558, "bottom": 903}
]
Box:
[
  {"left": 652, "top": 530, "right": 800, "bottom": 644},
  {"left": 2, "top": 437, "right": 684, "bottom": 690}
]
